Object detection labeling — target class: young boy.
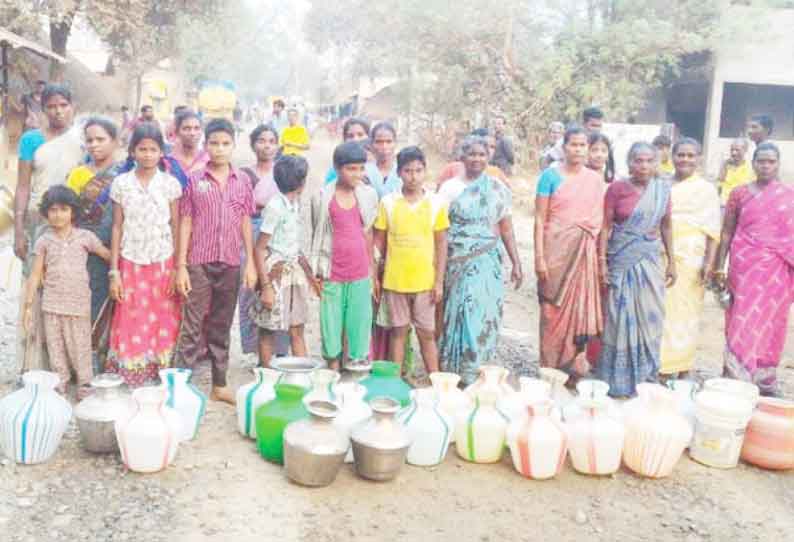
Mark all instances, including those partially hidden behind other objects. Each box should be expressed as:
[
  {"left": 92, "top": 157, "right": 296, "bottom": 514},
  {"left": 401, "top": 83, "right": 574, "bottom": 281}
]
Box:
[
  {"left": 311, "top": 141, "right": 379, "bottom": 370},
  {"left": 717, "top": 137, "right": 754, "bottom": 207},
  {"left": 653, "top": 134, "right": 674, "bottom": 176},
  {"left": 280, "top": 108, "right": 310, "bottom": 156},
  {"left": 373, "top": 146, "right": 448, "bottom": 373},
  {"left": 250, "top": 155, "right": 319, "bottom": 365},
  {"left": 175, "top": 118, "right": 257, "bottom": 404}
]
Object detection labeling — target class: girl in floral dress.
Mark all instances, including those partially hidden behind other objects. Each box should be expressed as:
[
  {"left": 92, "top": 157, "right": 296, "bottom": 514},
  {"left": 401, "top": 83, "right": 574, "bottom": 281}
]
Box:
[{"left": 106, "top": 123, "right": 183, "bottom": 387}]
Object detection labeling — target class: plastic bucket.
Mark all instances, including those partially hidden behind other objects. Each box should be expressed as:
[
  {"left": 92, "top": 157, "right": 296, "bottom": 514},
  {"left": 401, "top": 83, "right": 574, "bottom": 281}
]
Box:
[
  {"left": 690, "top": 390, "right": 754, "bottom": 469},
  {"left": 703, "top": 378, "right": 759, "bottom": 407}
]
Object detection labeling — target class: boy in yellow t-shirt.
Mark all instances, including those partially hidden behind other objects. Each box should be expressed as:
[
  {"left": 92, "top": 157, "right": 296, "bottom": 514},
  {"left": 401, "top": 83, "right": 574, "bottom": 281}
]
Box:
[
  {"left": 373, "top": 146, "right": 449, "bottom": 373},
  {"left": 653, "top": 134, "right": 674, "bottom": 176},
  {"left": 718, "top": 138, "right": 755, "bottom": 206},
  {"left": 280, "top": 108, "right": 310, "bottom": 156}
]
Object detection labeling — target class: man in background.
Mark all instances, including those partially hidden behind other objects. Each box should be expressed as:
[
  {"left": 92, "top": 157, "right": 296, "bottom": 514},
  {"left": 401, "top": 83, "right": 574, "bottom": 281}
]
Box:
[
  {"left": 491, "top": 115, "right": 515, "bottom": 176},
  {"left": 21, "top": 80, "right": 46, "bottom": 132},
  {"left": 269, "top": 99, "right": 288, "bottom": 136},
  {"left": 747, "top": 114, "right": 773, "bottom": 147},
  {"left": 280, "top": 108, "right": 310, "bottom": 156}
]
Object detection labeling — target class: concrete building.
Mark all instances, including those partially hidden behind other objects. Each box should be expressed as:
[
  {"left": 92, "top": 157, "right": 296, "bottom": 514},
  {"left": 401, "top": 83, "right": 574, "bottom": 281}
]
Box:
[{"left": 638, "top": 8, "right": 794, "bottom": 179}]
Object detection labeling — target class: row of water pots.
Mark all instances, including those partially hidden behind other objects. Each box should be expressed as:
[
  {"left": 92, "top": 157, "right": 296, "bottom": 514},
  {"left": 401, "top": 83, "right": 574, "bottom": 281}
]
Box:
[
  {"left": 0, "top": 368, "right": 207, "bottom": 472},
  {"left": 3, "top": 361, "right": 794, "bottom": 479}
]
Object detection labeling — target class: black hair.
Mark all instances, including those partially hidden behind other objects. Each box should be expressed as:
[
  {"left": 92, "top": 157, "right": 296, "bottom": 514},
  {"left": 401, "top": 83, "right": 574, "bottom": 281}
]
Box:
[
  {"left": 343, "top": 117, "right": 370, "bottom": 140},
  {"left": 41, "top": 84, "right": 72, "bottom": 106},
  {"left": 173, "top": 105, "right": 189, "bottom": 115},
  {"left": 460, "top": 135, "right": 489, "bottom": 155},
  {"left": 128, "top": 122, "right": 166, "bottom": 154},
  {"left": 582, "top": 107, "right": 604, "bottom": 122},
  {"left": 652, "top": 134, "right": 672, "bottom": 148},
  {"left": 273, "top": 99, "right": 285, "bottom": 108},
  {"left": 563, "top": 126, "right": 588, "bottom": 145},
  {"left": 588, "top": 132, "right": 616, "bottom": 184},
  {"left": 249, "top": 123, "right": 279, "bottom": 149},
  {"left": 36, "top": 79, "right": 47, "bottom": 85},
  {"left": 753, "top": 141, "right": 780, "bottom": 161},
  {"left": 672, "top": 137, "right": 702, "bottom": 155},
  {"left": 273, "top": 155, "right": 309, "bottom": 194},
  {"left": 141, "top": 104, "right": 153, "bottom": 113},
  {"left": 751, "top": 114, "right": 774, "bottom": 135},
  {"left": 204, "top": 117, "right": 235, "bottom": 140},
  {"left": 333, "top": 141, "right": 367, "bottom": 169},
  {"left": 84, "top": 116, "right": 118, "bottom": 140},
  {"left": 397, "top": 146, "right": 426, "bottom": 171},
  {"left": 121, "top": 105, "right": 129, "bottom": 112},
  {"left": 174, "top": 110, "right": 201, "bottom": 130},
  {"left": 370, "top": 121, "right": 397, "bottom": 140},
  {"left": 38, "top": 185, "right": 80, "bottom": 222},
  {"left": 470, "top": 127, "right": 490, "bottom": 138}
]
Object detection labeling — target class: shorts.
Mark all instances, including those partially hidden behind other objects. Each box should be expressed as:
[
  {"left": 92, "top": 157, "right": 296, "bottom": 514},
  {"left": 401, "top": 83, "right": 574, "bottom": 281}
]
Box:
[
  {"left": 385, "top": 290, "right": 435, "bottom": 332},
  {"left": 249, "top": 283, "right": 308, "bottom": 331}
]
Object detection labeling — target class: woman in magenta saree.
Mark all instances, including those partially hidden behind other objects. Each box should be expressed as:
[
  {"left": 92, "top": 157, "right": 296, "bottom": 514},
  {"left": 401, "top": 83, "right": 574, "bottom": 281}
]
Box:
[{"left": 713, "top": 143, "right": 794, "bottom": 396}]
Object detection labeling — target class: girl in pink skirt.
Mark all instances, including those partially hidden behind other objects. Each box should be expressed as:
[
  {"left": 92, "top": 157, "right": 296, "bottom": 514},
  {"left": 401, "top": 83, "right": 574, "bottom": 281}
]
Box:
[{"left": 107, "top": 123, "right": 182, "bottom": 387}]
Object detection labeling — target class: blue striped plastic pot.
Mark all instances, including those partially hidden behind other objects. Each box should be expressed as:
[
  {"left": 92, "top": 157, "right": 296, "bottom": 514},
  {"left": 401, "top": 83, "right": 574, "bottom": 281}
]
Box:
[
  {"left": 398, "top": 388, "right": 452, "bottom": 466},
  {"left": 236, "top": 368, "right": 278, "bottom": 439},
  {"left": 0, "top": 371, "right": 72, "bottom": 464},
  {"left": 160, "top": 368, "right": 207, "bottom": 442}
]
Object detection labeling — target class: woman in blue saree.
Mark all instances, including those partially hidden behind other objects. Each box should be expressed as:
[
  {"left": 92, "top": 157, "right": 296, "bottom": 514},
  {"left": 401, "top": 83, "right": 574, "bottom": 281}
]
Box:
[
  {"left": 597, "top": 142, "right": 676, "bottom": 397},
  {"left": 438, "top": 136, "right": 523, "bottom": 385}
]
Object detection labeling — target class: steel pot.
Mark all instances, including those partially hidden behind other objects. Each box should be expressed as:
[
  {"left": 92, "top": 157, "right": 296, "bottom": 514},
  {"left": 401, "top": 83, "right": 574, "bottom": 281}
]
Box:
[
  {"left": 351, "top": 396, "right": 411, "bottom": 481},
  {"left": 271, "top": 357, "right": 325, "bottom": 389},
  {"left": 74, "top": 374, "right": 133, "bottom": 453},
  {"left": 283, "top": 400, "right": 349, "bottom": 487}
]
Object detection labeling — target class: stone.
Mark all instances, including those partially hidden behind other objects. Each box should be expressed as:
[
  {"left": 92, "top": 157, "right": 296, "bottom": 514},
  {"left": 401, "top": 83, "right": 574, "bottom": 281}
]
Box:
[
  {"left": 51, "top": 514, "right": 74, "bottom": 528},
  {"left": 575, "top": 510, "right": 588, "bottom": 525}
]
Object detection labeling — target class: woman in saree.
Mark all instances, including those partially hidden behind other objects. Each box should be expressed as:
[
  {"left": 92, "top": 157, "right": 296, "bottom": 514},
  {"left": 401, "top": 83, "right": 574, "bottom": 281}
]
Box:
[
  {"left": 659, "top": 138, "right": 720, "bottom": 379},
  {"left": 67, "top": 117, "right": 125, "bottom": 374},
  {"left": 711, "top": 142, "right": 794, "bottom": 396},
  {"left": 535, "top": 127, "right": 605, "bottom": 380},
  {"left": 438, "top": 136, "right": 523, "bottom": 385},
  {"left": 597, "top": 142, "right": 676, "bottom": 397},
  {"left": 13, "top": 84, "right": 85, "bottom": 374},
  {"left": 238, "top": 124, "right": 289, "bottom": 359}
]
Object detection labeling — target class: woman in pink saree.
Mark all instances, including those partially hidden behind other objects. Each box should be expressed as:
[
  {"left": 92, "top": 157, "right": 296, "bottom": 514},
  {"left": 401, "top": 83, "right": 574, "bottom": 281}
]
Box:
[
  {"left": 535, "top": 127, "right": 605, "bottom": 380},
  {"left": 712, "top": 142, "right": 794, "bottom": 396}
]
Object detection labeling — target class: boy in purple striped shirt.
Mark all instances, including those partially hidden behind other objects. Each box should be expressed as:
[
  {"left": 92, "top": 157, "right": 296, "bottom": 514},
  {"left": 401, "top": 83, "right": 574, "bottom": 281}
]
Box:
[{"left": 174, "top": 118, "right": 257, "bottom": 404}]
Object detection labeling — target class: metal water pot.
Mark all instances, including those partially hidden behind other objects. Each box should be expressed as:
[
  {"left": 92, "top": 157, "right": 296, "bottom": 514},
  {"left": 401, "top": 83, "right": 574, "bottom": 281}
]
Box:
[
  {"left": 283, "top": 400, "right": 349, "bottom": 487},
  {"left": 74, "top": 374, "right": 133, "bottom": 453},
  {"left": 351, "top": 396, "right": 411, "bottom": 481},
  {"left": 271, "top": 357, "right": 325, "bottom": 389}
]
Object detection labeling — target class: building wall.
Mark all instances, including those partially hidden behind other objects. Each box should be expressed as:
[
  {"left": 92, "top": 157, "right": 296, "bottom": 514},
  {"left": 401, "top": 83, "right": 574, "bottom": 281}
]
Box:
[{"left": 704, "top": 8, "right": 794, "bottom": 179}]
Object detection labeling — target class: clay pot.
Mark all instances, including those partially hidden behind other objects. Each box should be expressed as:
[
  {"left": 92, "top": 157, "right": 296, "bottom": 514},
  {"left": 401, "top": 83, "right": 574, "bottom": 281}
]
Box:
[{"left": 741, "top": 397, "right": 794, "bottom": 470}]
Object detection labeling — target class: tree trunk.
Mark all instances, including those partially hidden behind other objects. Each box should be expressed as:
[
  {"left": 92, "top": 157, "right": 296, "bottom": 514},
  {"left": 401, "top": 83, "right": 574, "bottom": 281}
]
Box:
[{"left": 48, "top": 2, "right": 82, "bottom": 82}]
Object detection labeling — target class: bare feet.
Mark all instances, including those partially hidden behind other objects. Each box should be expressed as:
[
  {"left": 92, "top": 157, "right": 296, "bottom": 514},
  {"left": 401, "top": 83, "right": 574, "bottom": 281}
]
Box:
[{"left": 210, "top": 386, "right": 236, "bottom": 405}]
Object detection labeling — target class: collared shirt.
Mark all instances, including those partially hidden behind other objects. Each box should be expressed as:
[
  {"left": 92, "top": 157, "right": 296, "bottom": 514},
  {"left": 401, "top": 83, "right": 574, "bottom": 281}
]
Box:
[
  {"left": 180, "top": 166, "right": 254, "bottom": 267},
  {"left": 260, "top": 192, "right": 303, "bottom": 262},
  {"left": 110, "top": 169, "right": 182, "bottom": 265},
  {"left": 33, "top": 228, "right": 104, "bottom": 317},
  {"left": 365, "top": 162, "right": 402, "bottom": 199},
  {"left": 310, "top": 181, "right": 378, "bottom": 280}
]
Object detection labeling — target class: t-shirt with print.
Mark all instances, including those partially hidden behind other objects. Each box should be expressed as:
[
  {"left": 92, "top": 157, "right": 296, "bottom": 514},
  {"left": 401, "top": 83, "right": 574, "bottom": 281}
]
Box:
[
  {"left": 260, "top": 192, "right": 302, "bottom": 262},
  {"left": 33, "top": 228, "right": 104, "bottom": 317},
  {"left": 329, "top": 196, "right": 369, "bottom": 282},
  {"left": 110, "top": 169, "right": 182, "bottom": 265},
  {"left": 374, "top": 192, "right": 450, "bottom": 293}
]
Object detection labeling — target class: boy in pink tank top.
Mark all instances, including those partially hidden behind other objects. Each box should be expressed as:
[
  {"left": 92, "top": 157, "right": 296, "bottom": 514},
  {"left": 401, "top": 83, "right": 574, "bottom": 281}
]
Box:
[{"left": 311, "top": 142, "right": 379, "bottom": 370}]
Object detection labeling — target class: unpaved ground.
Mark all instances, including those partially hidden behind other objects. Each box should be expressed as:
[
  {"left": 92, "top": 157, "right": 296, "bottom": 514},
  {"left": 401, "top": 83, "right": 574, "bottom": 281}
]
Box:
[{"left": 0, "top": 132, "right": 793, "bottom": 542}]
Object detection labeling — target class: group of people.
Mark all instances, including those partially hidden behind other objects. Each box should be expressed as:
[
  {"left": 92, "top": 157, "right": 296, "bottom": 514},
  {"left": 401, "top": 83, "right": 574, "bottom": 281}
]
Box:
[
  {"left": 11, "top": 84, "right": 794, "bottom": 404},
  {"left": 11, "top": 84, "right": 525, "bottom": 405},
  {"left": 535, "top": 110, "right": 794, "bottom": 397}
]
